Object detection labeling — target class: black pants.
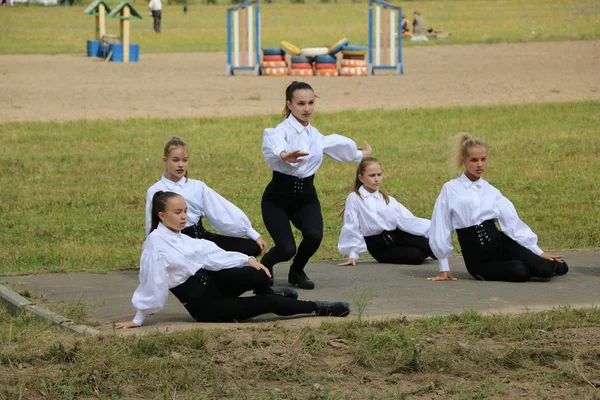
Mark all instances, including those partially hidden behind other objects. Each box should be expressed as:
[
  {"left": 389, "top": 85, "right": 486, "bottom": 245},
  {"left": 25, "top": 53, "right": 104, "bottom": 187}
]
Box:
[
  {"left": 260, "top": 172, "right": 322, "bottom": 274},
  {"left": 181, "top": 220, "right": 261, "bottom": 257},
  {"left": 171, "top": 267, "right": 318, "bottom": 322},
  {"left": 365, "top": 229, "right": 434, "bottom": 265},
  {"left": 457, "top": 221, "right": 555, "bottom": 282},
  {"left": 152, "top": 10, "right": 162, "bottom": 33}
]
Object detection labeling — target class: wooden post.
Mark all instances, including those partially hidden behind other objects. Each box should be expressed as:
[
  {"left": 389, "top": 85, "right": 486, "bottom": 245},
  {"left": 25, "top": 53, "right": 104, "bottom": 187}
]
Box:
[
  {"left": 122, "top": 6, "right": 131, "bottom": 63},
  {"left": 98, "top": 3, "right": 106, "bottom": 40}
]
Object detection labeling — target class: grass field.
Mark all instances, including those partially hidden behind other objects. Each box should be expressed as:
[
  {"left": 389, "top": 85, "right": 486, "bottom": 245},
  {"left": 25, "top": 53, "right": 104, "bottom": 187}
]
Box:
[
  {"left": 1, "top": 101, "right": 599, "bottom": 275},
  {"left": 2, "top": 305, "right": 600, "bottom": 399},
  {"left": 1, "top": 0, "right": 599, "bottom": 54}
]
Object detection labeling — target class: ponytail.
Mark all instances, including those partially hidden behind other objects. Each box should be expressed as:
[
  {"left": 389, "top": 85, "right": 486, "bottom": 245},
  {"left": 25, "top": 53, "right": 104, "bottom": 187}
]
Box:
[
  {"left": 150, "top": 191, "right": 181, "bottom": 232},
  {"left": 450, "top": 132, "right": 487, "bottom": 176}
]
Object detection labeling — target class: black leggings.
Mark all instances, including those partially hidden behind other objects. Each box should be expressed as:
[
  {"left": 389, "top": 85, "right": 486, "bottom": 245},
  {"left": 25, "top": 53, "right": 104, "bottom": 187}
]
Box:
[
  {"left": 366, "top": 230, "right": 434, "bottom": 265},
  {"left": 260, "top": 176, "right": 323, "bottom": 273},
  {"left": 459, "top": 229, "right": 555, "bottom": 282},
  {"left": 177, "top": 267, "right": 318, "bottom": 322},
  {"left": 208, "top": 234, "right": 261, "bottom": 257},
  {"left": 181, "top": 221, "right": 261, "bottom": 257}
]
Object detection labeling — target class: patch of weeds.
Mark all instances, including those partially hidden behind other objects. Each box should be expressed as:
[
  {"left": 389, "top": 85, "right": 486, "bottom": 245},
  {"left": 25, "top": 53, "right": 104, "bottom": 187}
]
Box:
[
  {"left": 355, "top": 328, "right": 423, "bottom": 373},
  {"left": 131, "top": 337, "right": 167, "bottom": 358},
  {"left": 472, "top": 377, "right": 509, "bottom": 399},
  {"left": 496, "top": 347, "right": 525, "bottom": 369},
  {"left": 315, "top": 386, "right": 336, "bottom": 400},
  {"left": 163, "top": 328, "right": 207, "bottom": 351},
  {"left": 525, "top": 347, "right": 574, "bottom": 366},
  {"left": 45, "top": 296, "right": 99, "bottom": 326},
  {"left": 352, "top": 286, "right": 375, "bottom": 324},
  {"left": 46, "top": 341, "right": 82, "bottom": 363},
  {"left": 300, "top": 326, "right": 329, "bottom": 353}
]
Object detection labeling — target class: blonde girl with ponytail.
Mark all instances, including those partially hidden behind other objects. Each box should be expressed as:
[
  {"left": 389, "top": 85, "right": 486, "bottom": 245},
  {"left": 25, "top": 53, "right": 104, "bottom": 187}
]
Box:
[{"left": 428, "top": 133, "right": 568, "bottom": 282}]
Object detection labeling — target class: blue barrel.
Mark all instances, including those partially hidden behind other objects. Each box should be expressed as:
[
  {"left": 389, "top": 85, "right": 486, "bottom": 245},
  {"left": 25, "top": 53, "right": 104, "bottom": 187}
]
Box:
[
  {"left": 87, "top": 40, "right": 101, "bottom": 57},
  {"left": 130, "top": 44, "right": 140, "bottom": 62},
  {"left": 109, "top": 44, "right": 140, "bottom": 62},
  {"left": 110, "top": 44, "right": 124, "bottom": 62}
]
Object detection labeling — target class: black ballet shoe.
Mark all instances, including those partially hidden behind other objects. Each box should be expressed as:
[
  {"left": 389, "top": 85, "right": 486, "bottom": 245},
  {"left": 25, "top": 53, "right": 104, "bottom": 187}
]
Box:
[
  {"left": 288, "top": 269, "right": 315, "bottom": 290},
  {"left": 268, "top": 287, "right": 299, "bottom": 299},
  {"left": 553, "top": 260, "right": 569, "bottom": 276},
  {"left": 313, "top": 301, "right": 351, "bottom": 317}
]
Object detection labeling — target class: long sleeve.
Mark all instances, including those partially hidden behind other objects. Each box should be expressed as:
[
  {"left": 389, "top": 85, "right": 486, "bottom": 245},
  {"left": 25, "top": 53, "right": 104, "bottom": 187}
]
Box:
[
  {"left": 201, "top": 185, "right": 260, "bottom": 240},
  {"left": 197, "top": 239, "right": 250, "bottom": 271},
  {"left": 393, "top": 199, "right": 431, "bottom": 237},
  {"left": 262, "top": 128, "right": 291, "bottom": 167},
  {"left": 496, "top": 196, "right": 543, "bottom": 255},
  {"left": 131, "top": 243, "right": 170, "bottom": 326},
  {"left": 145, "top": 188, "right": 154, "bottom": 237},
  {"left": 338, "top": 195, "right": 367, "bottom": 259},
  {"left": 322, "top": 134, "right": 363, "bottom": 162},
  {"left": 429, "top": 186, "right": 454, "bottom": 272}
]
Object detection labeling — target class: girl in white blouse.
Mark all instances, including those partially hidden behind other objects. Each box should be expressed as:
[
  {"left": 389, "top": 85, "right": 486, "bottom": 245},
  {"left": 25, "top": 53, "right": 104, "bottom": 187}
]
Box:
[
  {"left": 260, "top": 81, "right": 372, "bottom": 290},
  {"left": 338, "top": 157, "right": 436, "bottom": 267},
  {"left": 145, "top": 137, "right": 267, "bottom": 257},
  {"left": 428, "top": 133, "right": 568, "bottom": 282},
  {"left": 116, "top": 191, "right": 350, "bottom": 328}
]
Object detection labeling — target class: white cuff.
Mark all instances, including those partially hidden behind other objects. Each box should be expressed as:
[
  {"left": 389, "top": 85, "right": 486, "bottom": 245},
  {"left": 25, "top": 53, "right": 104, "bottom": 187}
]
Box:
[
  {"left": 133, "top": 310, "right": 147, "bottom": 327},
  {"left": 349, "top": 252, "right": 359, "bottom": 260},
  {"left": 438, "top": 258, "right": 450, "bottom": 272},
  {"left": 355, "top": 150, "right": 364, "bottom": 162},
  {"left": 247, "top": 228, "right": 261, "bottom": 241}
]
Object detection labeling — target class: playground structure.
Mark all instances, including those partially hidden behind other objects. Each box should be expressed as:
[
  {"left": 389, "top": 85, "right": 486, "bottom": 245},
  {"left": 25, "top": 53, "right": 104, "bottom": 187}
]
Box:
[
  {"left": 368, "top": 0, "right": 403, "bottom": 74},
  {"left": 226, "top": 0, "right": 261, "bottom": 75},
  {"left": 85, "top": 0, "right": 142, "bottom": 63},
  {"left": 226, "top": 0, "right": 403, "bottom": 76}
]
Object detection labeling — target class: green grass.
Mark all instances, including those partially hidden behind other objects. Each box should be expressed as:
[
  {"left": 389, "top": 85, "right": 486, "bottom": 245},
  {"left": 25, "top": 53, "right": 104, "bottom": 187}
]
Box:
[
  {"left": 1, "top": 101, "right": 599, "bottom": 274},
  {"left": 2, "top": 305, "right": 600, "bottom": 399},
  {"left": 1, "top": 0, "right": 599, "bottom": 55}
]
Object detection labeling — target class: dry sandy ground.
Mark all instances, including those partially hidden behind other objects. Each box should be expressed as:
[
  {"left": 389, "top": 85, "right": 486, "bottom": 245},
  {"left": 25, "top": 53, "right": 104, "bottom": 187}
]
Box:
[{"left": 1, "top": 40, "right": 599, "bottom": 123}]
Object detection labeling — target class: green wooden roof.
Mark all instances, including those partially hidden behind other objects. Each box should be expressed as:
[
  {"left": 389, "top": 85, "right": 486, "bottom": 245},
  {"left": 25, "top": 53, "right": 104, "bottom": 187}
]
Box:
[
  {"left": 84, "top": 0, "right": 111, "bottom": 16},
  {"left": 107, "top": 2, "right": 143, "bottom": 20}
]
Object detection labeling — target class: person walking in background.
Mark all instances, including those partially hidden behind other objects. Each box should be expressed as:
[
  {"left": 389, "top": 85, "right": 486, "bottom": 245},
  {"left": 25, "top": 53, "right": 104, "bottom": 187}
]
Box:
[{"left": 149, "top": 0, "right": 162, "bottom": 33}]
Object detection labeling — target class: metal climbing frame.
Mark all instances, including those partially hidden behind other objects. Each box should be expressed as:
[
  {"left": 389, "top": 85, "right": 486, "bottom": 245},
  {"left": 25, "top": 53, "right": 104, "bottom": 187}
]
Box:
[
  {"left": 226, "top": 0, "right": 261, "bottom": 75},
  {"left": 368, "top": 0, "right": 403, "bottom": 75}
]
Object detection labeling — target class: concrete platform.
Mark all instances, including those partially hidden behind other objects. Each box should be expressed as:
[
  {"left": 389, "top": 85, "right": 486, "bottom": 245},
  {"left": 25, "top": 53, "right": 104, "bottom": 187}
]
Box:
[{"left": 1, "top": 251, "right": 599, "bottom": 335}]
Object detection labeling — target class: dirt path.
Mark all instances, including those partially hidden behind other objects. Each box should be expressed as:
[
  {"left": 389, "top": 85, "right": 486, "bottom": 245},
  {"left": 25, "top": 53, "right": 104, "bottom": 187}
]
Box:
[{"left": 1, "top": 41, "right": 599, "bottom": 123}]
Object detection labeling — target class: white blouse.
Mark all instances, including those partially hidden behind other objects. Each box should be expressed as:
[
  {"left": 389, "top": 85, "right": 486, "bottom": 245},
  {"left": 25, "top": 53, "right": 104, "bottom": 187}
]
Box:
[
  {"left": 429, "top": 174, "right": 544, "bottom": 272},
  {"left": 262, "top": 114, "right": 363, "bottom": 178},
  {"left": 132, "top": 223, "right": 250, "bottom": 326},
  {"left": 338, "top": 186, "right": 432, "bottom": 259},
  {"left": 145, "top": 175, "right": 260, "bottom": 240}
]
